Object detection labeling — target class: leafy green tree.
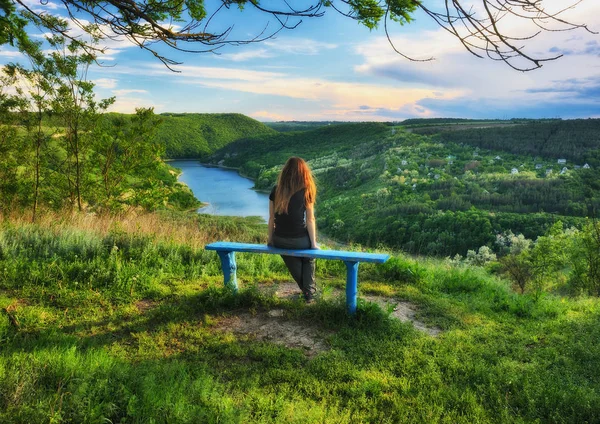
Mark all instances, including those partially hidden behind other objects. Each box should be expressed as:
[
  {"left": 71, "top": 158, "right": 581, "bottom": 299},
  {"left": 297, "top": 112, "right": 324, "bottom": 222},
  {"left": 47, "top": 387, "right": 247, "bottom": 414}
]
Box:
[
  {"left": 0, "top": 17, "right": 53, "bottom": 218},
  {"left": 6, "top": 52, "right": 59, "bottom": 221},
  {"left": 529, "top": 221, "right": 566, "bottom": 299},
  {"left": 567, "top": 222, "right": 600, "bottom": 295},
  {"left": 92, "top": 108, "right": 163, "bottom": 209},
  {"left": 501, "top": 251, "right": 534, "bottom": 294},
  {"left": 46, "top": 35, "right": 114, "bottom": 211},
  {"left": 0, "top": 70, "right": 25, "bottom": 211}
]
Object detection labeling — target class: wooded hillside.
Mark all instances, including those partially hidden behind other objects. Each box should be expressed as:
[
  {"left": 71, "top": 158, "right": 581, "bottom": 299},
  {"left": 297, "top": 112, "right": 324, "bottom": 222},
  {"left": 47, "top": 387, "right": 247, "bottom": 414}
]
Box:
[{"left": 156, "top": 113, "right": 276, "bottom": 158}]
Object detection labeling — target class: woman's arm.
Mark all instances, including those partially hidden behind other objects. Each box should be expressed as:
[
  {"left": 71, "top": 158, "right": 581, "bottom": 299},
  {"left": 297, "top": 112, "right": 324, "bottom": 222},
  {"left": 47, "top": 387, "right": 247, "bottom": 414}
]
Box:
[
  {"left": 268, "top": 200, "right": 275, "bottom": 246},
  {"left": 306, "top": 203, "right": 318, "bottom": 249}
]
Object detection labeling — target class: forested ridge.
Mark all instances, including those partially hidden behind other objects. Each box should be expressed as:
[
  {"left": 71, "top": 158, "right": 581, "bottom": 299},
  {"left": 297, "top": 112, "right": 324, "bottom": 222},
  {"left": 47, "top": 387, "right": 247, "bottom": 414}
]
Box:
[
  {"left": 6, "top": 101, "right": 599, "bottom": 259},
  {"left": 430, "top": 119, "right": 600, "bottom": 162},
  {"left": 156, "top": 113, "right": 276, "bottom": 158}
]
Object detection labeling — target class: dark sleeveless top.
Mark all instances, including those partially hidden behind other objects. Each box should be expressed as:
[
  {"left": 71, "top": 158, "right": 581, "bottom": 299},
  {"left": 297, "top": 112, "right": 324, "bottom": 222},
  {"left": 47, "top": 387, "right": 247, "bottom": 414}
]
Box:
[{"left": 269, "top": 186, "right": 308, "bottom": 238}]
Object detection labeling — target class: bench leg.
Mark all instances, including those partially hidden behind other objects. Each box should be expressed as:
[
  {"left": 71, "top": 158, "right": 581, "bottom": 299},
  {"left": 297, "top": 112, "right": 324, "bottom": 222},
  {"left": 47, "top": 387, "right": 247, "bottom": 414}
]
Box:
[
  {"left": 217, "top": 251, "right": 238, "bottom": 292},
  {"left": 344, "top": 261, "right": 359, "bottom": 315}
]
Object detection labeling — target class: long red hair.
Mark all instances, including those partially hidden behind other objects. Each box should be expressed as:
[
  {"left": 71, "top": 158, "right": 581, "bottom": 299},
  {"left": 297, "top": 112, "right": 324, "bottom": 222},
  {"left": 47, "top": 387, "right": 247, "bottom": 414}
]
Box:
[{"left": 274, "top": 157, "right": 316, "bottom": 214}]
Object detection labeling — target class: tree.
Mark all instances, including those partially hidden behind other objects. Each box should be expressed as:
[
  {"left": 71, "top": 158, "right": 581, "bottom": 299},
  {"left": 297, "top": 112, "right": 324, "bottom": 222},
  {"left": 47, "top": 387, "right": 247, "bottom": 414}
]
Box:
[
  {"left": 5, "top": 0, "right": 597, "bottom": 71},
  {"left": 92, "top": 108, "right": 162, "bottom": 209},
  {"left": 528, "top": 221, "right": 565, "bottom": 298},
  {"left": 567, "top": 221, "right": 600, "bottom": 296},
  {"left": 0, "top": 69, "right": 25, "bottom": 212},
  {"left": 501, "top": 250, "right": 533, "bottom": 294},
  {"left": 47, "top": 35, "right": 114, "bottom": 211}
]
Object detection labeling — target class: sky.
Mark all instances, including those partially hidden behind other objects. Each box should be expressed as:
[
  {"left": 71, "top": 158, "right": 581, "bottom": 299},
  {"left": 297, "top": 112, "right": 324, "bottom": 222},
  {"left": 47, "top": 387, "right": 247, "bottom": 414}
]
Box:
[{"left": 2, "top": 0, "right": 600, "bottom": 121}]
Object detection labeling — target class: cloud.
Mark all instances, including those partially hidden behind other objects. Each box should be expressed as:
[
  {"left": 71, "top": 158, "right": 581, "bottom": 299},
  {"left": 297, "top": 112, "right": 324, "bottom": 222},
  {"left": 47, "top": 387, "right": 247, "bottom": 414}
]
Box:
[
  {"left": 116, "top": 62, "right": 463, "bottom": 119},
  {"left": 217, "top": 49, "right": 273, "bottom": 62},
  {"left": 0, "top": 50, "right": 23, "bottom": 59},
  {"left": 263, "top": 38, "right": 338, "bottom": 55},
  {"left": 249, "top": 110, "right": 294, "bottom": 121},
  {"left": 415, "top": 96, "right": 600, "bottom": 119},
  {"left": 524, "top": 76, "right": 600, "bottom": 99},
  {"left": 86, "top": 0, "right": 599, "bottom": 120},
  {"left": 183, "top": 71, "right": 463, "bottom": 109},
  {"left": 549, "top": 40, "right": 600, "bottom": 56},
  {"left": 350, "top": 0, "right": 600, "bottom": 119},
  {"left": 112, "top": 89, "right": 148, "bottom": 96},
  {"left": 108, "top": 96, "right": 162, "bottom": 113},
  {"left": 18, "top": 0, "right": 64, "bottom": 12},
  {"left": 318, "top": 103, "right": 432, "bottom": 121},
  {"left": 148, "top": 64, "right": 285, "bottom": 82},
  {"left": 93, "top": 78, "right": 118, "bottom": 89},
  {"left": 356, "top": 61, "right": 458, "bottom": 88}
]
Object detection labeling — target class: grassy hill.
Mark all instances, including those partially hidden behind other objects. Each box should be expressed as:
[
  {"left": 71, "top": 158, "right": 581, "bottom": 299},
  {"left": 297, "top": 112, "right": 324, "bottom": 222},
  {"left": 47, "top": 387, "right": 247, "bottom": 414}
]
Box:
[
  {"left": 1, "top": 211, "right": 599, "bottom": 422},
  {"left": 156, "top": 113, "right": 277, "bottom": 158}
]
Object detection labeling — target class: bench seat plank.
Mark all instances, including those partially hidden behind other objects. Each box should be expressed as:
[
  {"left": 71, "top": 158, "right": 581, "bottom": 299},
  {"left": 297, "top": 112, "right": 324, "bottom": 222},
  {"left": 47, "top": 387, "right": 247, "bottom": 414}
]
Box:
[
  {"left": 205, "top": 242, "right": 389, "bottom": 263},
  {"left": 205, "top": 241, "right": 390, "bottom": 315}
]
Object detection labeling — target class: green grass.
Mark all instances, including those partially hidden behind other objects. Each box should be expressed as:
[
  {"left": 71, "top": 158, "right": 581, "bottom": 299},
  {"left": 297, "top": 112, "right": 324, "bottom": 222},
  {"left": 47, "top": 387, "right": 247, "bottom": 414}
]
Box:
[{"left": 1, "top": 214, "right": 599, "bottom": 423}]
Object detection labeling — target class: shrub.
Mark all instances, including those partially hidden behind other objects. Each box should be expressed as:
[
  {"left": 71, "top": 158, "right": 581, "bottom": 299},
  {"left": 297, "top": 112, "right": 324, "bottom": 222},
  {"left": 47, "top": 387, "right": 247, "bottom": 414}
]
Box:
[
  {"left": 377, "top": 256, "right": 425, "bottom": 285},
  {"left": 465, "top": 246, "right": 497, "bottom": 266}
]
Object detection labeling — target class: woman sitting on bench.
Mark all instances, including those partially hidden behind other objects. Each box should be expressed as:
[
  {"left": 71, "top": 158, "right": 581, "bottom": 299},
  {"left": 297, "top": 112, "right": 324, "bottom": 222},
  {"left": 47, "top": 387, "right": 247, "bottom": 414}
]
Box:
[{"left": 268, "top": 157, "right": 318, "bottom": 303}]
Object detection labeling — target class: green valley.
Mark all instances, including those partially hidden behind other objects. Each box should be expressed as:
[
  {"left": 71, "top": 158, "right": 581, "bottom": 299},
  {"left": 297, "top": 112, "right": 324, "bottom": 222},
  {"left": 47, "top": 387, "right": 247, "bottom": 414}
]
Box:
[{"left": 206, "top": 118, "right": 600, "bottom": 257}]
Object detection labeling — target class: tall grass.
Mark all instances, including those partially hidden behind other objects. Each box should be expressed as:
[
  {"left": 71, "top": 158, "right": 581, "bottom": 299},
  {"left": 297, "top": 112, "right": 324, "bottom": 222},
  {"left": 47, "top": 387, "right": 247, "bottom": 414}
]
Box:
[{"left": 0, "top": 208, "right": 267, "bottom": 249}]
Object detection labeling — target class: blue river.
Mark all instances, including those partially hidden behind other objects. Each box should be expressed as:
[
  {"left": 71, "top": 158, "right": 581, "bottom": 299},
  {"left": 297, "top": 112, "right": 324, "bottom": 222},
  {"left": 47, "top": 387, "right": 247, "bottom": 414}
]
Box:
[{"left": 169, "top": 160, "right": 270, "bottom": 222}]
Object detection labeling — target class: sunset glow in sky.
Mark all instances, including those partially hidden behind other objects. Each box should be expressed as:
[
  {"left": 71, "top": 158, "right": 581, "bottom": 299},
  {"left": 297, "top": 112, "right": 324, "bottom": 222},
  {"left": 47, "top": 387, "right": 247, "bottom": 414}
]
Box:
[{"left": 2, "top": 0, "right": 600, "bottom": 121}]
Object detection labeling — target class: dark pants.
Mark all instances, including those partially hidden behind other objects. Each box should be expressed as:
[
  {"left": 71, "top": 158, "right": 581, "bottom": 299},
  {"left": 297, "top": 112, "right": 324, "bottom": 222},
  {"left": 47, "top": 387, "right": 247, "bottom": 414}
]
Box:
[{"left": 272, "top": 234, "right": 316, "bottom": 300}]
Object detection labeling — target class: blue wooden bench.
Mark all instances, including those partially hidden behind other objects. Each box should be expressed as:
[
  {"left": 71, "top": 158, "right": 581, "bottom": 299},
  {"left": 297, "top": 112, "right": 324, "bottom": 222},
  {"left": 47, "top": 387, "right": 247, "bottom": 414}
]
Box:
[{"left": 205, "top": 242, "right": 390, "bottom": 315}]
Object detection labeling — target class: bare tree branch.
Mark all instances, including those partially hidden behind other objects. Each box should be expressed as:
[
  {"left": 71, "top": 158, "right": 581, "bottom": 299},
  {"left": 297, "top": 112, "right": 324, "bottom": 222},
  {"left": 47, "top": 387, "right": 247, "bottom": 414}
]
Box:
[{"left": 9, "top": 0, "right": 598, "bottom": 72}]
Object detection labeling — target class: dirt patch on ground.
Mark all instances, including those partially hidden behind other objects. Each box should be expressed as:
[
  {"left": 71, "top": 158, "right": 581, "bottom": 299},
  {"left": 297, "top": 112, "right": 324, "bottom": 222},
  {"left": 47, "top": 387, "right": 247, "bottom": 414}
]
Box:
[
  {"left": 362, "top": 295, "right": 441, "bottom": 337},
  {"left": 258, "top": 281, "right": 441, "bottom": 337},
  {"left": 212, "top": 280, "right": 443, "bottom": 357},
  {"left": 259, "top": 281, "right": 304, "bottom": 300},
  {"left": 215, "top": 310, "right": 330, "bottom": 357},
  {"left": 135, "top": 299, "right": 157, "bottom": 313}
]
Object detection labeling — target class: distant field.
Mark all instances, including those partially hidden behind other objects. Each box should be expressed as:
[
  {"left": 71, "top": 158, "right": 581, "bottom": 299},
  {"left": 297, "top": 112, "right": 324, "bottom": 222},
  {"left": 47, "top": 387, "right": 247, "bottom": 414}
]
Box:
[
  {"left": 264, "top": 121, "right": 344, "bottom": 132},
  {"left": 398, "top": 118, "right": 547, "bottom": 135},
  {"left": 403, "top": 121, "right": 524, "bottom": 135}
]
